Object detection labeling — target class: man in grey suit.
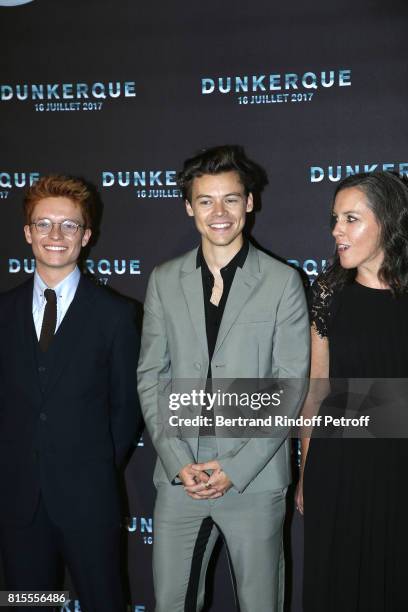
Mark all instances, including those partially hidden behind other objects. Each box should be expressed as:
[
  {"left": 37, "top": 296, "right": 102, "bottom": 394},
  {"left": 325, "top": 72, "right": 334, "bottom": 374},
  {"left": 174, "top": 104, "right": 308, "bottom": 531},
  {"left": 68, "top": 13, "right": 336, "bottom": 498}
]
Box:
[{"left": 138, "top": 145, "right": 310, "bottom": 612}]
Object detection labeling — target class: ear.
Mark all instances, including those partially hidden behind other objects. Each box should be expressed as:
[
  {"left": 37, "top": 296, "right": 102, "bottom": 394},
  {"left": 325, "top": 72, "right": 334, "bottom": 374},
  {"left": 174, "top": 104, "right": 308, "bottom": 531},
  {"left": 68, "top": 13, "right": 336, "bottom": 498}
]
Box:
[
  {"left": 246, "top": 193, "right": 254, "bottom": 213},
  {"left": 185, "top": 199, "right": 194, "bottom": 217},
  {"left": 24, "top": 224, "right": 33, "bottom": 245},
  {"left": 81, "top": 228, "right": 92, "bottom": 247}
]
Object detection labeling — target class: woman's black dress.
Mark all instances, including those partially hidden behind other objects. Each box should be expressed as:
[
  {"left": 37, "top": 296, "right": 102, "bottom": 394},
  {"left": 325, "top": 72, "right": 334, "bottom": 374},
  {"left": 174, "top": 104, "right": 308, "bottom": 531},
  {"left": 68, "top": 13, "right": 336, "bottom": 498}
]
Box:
[{"left": 303, "top": 280, "right": 408, "bottom": 612}]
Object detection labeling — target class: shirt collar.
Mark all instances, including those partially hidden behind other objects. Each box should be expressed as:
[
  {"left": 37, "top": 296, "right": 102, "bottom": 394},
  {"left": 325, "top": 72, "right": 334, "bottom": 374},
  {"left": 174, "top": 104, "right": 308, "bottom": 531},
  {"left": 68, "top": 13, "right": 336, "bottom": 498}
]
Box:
[
  {"left": 196, "top": 239, "right": 249, "bottom": 276},
  {"left": 33, "top": 266, "right": 81, "bottom": 309}
]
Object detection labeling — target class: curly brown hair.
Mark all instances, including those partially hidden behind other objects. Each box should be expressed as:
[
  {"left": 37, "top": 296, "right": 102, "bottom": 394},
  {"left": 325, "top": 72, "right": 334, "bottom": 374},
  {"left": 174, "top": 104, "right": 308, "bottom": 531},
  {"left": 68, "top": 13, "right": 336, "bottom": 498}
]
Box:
[{"left": 177, "top": 145, "right": 268, "bottom": 203}]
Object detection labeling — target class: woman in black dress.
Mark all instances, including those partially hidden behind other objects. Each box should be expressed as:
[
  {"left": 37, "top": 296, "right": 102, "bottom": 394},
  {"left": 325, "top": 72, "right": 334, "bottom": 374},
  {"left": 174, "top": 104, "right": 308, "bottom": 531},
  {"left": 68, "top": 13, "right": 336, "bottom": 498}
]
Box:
[{"left": 296, "top": 171, "right": 408, "bottom": 612}]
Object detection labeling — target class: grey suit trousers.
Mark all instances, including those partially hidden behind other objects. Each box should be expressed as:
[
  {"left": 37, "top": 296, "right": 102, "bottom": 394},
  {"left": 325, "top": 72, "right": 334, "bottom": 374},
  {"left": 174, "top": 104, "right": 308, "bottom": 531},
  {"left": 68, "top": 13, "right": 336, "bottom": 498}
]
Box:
[{"left": 153, "top": 439, "right": 286, "bottom": 612}]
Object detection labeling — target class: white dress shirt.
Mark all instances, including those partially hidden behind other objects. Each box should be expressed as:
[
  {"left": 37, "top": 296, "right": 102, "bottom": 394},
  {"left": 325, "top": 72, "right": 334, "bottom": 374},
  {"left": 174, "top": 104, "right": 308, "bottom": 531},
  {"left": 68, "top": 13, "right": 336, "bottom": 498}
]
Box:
[{"left": 32, "top": 266, "right": 81, "bottom": 340}]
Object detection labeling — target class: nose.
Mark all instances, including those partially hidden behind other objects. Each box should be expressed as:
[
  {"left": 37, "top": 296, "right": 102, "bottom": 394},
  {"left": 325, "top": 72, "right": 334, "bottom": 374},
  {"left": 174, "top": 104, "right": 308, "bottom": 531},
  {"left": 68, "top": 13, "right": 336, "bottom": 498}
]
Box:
[
  {"left": 49, "top": 222, "right": 64, "bottom": 240},
  {"left": 332, "top": 219, "right": 344, "bottom": 238},
  {"left": 213, "top": 198, "right": 226, "bottom": 216}
]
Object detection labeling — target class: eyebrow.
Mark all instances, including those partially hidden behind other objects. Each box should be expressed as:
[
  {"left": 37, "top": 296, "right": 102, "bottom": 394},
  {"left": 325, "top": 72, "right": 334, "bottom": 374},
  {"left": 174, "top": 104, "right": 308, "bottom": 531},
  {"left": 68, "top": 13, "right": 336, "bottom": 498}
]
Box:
[
  {"left": 196, "top": 192, "right": 244, "bottom": 199},
  {"left": 35, "top": 216, "right": 83, "bottom": 223},
  {"left": 332, "top": 210, "right": 360, "bottom": 215}
]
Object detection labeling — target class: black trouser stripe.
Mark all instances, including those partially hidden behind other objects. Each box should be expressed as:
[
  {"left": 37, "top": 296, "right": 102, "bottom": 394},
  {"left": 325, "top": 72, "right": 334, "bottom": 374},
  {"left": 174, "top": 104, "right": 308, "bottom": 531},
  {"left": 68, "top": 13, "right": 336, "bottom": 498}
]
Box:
[
  {"left": 184, "top": 516, "right": 214, "bottom": 612},
  {"left": 215, "top": 522, "right": 241, "bottom": 612}
]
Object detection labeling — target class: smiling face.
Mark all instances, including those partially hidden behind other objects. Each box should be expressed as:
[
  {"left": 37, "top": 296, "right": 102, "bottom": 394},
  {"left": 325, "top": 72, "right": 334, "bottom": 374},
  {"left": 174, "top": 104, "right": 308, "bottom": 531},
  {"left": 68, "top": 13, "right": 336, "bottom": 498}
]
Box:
[
  {"left": 185, "top": 171, "right": 253, "bottom": 252},
  {"left": 332, "top": 186, "right": 384, "bottom": 276},
  {"left": 24, "top": 196, "right": 91, "bottom": 283}
]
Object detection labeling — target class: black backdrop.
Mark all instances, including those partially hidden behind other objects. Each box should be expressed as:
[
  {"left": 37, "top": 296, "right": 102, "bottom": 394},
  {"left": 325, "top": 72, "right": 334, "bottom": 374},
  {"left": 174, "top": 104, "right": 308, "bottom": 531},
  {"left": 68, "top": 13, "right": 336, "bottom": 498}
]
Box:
[{"left": 1, "top": 1, "right": 408, "bottom": 610}]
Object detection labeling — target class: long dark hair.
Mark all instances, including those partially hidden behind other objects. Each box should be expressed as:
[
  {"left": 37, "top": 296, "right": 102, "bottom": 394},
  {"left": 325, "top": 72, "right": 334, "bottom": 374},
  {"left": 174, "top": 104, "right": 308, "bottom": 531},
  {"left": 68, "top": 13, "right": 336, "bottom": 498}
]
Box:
[{"left": 323, "top": 171, "right": 408, "bottom": 295}]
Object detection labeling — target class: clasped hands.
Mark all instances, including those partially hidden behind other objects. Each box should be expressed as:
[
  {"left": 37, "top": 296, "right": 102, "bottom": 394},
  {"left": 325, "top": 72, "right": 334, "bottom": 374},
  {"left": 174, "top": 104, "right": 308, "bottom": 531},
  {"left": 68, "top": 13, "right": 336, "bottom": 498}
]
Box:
[{"left": 179, "top": 461, "right": 232, "bottom": 499}]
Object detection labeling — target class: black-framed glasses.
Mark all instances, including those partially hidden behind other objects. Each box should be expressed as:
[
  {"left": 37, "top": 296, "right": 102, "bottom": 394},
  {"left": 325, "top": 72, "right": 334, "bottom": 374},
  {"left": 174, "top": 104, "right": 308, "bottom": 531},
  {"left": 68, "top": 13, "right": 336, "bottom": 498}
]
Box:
[{"left": 31, "top": 218, "right": 85, "bottom": 236}]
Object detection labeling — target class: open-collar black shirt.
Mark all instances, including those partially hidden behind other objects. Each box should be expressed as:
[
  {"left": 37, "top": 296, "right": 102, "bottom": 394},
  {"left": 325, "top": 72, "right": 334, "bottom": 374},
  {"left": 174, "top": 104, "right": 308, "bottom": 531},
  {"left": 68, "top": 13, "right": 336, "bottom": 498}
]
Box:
[{"left": 196, "top": 240, "right": 249, "bottom": 368}]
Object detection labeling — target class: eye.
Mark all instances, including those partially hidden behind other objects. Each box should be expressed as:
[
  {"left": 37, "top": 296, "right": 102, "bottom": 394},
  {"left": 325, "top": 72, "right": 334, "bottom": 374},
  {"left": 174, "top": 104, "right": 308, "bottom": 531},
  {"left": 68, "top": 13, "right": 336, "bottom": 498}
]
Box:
[
  {"left": 62, "top": 220, "right": 78, "bottom": 230},
  {"left": 225, "top": 197, "right": 239, "bottom": 205},
  {"left": 199, "top": 199, "right": 212, "bottom": 206},
  {"left": 347, "top": 215, "right": 357, "bottom": 222},
  {"left": 36, "top": 219, "right": 51, "bottom": 230}
]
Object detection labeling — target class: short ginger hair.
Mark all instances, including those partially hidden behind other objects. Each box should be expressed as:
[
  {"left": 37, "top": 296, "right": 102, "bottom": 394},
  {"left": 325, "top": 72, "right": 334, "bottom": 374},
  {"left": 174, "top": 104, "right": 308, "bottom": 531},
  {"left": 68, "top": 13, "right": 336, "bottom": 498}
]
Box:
[{"left": 23, "top": 175, "right": 95, "bottom": 229}]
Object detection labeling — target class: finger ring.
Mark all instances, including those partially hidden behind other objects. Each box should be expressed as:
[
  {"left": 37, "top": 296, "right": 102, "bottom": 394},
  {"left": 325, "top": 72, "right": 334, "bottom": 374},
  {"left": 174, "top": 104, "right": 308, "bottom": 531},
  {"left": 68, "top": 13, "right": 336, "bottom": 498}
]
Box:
[{"left": 205, "top": 483, "right": 212, "bottom": 489}]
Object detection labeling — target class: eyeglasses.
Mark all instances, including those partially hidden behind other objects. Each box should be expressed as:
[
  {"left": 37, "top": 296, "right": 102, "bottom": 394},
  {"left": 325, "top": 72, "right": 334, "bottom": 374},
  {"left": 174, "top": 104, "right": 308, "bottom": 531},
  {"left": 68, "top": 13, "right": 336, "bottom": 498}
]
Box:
[{"left": 30, "top": 219, "right": 85, "bottom": 236}]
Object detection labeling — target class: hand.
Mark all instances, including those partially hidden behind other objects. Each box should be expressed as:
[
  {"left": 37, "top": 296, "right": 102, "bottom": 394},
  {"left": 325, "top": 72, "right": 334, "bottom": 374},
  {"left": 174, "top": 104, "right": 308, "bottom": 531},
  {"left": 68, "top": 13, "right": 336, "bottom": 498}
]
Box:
[
  {"left": 178, "top": 463, "right": 210, "bottom": 488},
  {"left": 184, "top": 460, "right": 232, "bottom": 500},
  {"left": 295, "top": 477, "right": 304, "bottom": 515}
]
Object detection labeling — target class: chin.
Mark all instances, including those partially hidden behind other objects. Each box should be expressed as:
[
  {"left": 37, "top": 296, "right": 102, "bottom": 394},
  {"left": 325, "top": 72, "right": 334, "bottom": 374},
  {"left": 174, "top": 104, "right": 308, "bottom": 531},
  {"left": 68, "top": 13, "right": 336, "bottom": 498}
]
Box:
[
  {"left": 338, "top": 254, "right": 357, "bottom": 270},
  {"left": 214, "top": 232, "right": 240, "bottom": 245},
  {"left": 208, "top": 237, "right": 232, "bottom": 247}
]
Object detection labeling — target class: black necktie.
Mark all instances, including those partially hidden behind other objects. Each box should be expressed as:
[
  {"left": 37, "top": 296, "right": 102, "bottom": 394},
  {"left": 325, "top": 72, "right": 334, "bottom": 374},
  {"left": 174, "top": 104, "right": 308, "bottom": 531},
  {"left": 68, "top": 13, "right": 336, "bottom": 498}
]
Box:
[{"left": 39, "top": 289, "right": 57, "bottom": 352}]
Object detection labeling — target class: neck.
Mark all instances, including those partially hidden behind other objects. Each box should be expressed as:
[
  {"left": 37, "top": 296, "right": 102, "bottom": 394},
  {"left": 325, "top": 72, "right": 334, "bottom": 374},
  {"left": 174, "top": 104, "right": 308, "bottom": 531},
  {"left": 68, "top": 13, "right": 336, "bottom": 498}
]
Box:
[
  {"left": 355, "top": 266, "right": 388, "bottom": 290},
  {"left": 36, "top": 264, "right": 76, "bottom": 289},
  {"left": 202, "top": 235, "right": 244, "bottom": 273}
]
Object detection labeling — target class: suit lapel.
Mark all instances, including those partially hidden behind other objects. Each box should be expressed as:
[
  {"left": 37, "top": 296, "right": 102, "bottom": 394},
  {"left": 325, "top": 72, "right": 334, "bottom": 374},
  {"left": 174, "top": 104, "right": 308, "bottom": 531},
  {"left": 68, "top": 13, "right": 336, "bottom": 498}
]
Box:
[
  {"left": 213, "top": 244, "right": 262, "bottom": 356},
  {"left": 180, "top": 249, "right": 208, "bottom": 356},
  {"left": 42, "top": 275, "right": 94, "bottom": 397},
  {"left": 20, "top": 278, "right": 43, "bottom": 400}
]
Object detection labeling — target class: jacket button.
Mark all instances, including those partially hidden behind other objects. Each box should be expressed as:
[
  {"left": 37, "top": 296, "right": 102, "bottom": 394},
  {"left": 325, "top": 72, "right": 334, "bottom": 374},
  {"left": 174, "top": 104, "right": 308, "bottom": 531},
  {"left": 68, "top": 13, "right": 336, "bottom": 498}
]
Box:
[
  {"left": 194, "top": 362, "right": 201, "bottom": 370},
  {"left": 38, "top": 366, "right": 46, "bottom": 373},
  {"left": 39, "top": 412, "right": 47, "bottom": 422}
]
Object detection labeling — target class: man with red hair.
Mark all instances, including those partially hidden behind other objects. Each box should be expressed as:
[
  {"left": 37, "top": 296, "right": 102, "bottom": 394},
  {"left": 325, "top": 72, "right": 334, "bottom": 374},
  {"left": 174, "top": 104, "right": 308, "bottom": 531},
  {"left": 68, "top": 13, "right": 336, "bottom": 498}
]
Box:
[{"left": 0, "top": 175, "right": 140, "bottom": 612}]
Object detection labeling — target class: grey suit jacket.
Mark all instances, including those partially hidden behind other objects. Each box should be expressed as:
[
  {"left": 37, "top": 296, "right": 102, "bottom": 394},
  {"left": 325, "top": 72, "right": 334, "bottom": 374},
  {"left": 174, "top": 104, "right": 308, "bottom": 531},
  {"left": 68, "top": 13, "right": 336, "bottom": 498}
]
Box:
[{"left": 137, "top": 243, "right": 310, "bottom": 493}]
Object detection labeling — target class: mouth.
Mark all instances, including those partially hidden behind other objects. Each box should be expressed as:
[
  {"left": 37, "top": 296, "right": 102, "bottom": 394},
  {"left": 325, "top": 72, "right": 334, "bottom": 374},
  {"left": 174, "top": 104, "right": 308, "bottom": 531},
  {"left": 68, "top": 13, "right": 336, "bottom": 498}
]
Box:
[
  {"left": 208, "top": 222, "right": 233, "bottom": 230},
  {"left": 43, "top": 245, "right": 68, "bottom": 252},
  {"left": 337, "top": 243, "right": 350, "bottom": 253}
]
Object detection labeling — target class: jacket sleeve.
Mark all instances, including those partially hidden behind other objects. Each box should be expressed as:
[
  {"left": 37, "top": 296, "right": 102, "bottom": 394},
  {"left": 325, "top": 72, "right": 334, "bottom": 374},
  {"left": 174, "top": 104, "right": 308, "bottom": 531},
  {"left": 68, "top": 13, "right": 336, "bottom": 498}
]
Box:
[
  {"left": 109, "top": 301, "right": 141, "bottom": 467},
  {"left": 137, "top": 268, "right": 195, "bottom": 482}
]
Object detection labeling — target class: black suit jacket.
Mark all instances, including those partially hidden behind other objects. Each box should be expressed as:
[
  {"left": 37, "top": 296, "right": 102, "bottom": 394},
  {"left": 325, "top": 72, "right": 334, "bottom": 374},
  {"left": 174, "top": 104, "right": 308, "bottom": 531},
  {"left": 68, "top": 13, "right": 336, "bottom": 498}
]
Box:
[{"left": 0, "top": 274, "right": 140, "bottom": 528}]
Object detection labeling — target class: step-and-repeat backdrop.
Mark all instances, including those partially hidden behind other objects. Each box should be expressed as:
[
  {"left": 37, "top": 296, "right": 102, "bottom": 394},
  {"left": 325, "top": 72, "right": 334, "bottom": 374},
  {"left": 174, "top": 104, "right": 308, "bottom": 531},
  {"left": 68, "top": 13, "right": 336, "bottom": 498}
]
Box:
[{"left": 1, "top": 1, "right": 407, "bottom": 610}]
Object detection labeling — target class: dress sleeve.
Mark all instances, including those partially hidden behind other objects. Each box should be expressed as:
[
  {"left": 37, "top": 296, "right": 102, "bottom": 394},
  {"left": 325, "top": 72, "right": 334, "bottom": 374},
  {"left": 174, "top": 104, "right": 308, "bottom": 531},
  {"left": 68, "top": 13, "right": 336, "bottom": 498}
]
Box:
[{"left": 309, "top": 275, "right": 333, "bottom": 338}]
